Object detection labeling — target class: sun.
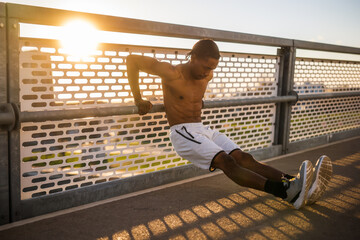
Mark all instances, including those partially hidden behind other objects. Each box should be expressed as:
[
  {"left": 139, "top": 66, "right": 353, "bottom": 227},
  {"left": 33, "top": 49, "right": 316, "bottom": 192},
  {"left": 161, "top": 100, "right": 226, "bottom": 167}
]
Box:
[{"left": 60, "top": 19, "right": 99, "bottom": 57}]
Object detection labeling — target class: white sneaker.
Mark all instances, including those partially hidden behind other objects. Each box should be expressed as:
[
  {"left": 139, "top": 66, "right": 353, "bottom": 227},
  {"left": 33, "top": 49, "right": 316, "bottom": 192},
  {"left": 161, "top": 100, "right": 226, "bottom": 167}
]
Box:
[
  {"left": 306, "top": 155, "right": 333, "bottom": 205},
  {"left": 284, "top": 160, "right": 314, "bottom": 209}
]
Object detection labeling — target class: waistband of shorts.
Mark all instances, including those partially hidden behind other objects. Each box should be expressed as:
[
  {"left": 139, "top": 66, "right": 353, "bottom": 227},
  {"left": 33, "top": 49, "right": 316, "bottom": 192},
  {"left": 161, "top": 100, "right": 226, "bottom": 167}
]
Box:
[{"left": 170, "top": 122, "right": 203, "bottom": 131}]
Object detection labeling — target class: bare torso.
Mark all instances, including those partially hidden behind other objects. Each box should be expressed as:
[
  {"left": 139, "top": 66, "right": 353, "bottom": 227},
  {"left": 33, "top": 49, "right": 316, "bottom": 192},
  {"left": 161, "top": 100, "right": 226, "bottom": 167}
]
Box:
[
  {"left": 126, "top": 54, "right": 217, "bottom": 126},
  {"left": 162, "top": 64, "right": 210, "bottom": 126}
]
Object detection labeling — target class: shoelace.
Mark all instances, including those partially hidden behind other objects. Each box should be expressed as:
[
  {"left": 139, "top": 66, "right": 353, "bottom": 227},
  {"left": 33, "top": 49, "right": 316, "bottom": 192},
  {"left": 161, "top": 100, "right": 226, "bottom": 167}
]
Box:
[
  {"left": 282, "top": 174, "right": 301, "bottom": 203},
  {"left": 281, "top": 175, "right": 296, "bottom": 191}
]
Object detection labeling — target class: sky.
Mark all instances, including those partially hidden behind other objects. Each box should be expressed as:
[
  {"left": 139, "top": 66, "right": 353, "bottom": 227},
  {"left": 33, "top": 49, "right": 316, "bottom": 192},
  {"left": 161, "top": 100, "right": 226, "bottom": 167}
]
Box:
[{"left": 3, "top": 0, "right": 360, "bottom": 60}]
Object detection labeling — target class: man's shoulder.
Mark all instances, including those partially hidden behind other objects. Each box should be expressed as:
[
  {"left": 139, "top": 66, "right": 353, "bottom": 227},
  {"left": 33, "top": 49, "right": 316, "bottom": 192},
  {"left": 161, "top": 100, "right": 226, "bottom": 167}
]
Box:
[{"left": 160, "top": 63, "right": 183, "bottom": 81}]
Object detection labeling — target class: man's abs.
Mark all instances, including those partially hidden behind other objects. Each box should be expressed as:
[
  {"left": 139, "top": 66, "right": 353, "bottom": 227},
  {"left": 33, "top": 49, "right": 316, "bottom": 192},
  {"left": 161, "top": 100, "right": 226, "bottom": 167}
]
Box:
[
  {"left": 161, "top": 66, "right": 208, "bottom": 126},
  {"left": 165, "top": 100, "right": 203, "bottom": 127}
]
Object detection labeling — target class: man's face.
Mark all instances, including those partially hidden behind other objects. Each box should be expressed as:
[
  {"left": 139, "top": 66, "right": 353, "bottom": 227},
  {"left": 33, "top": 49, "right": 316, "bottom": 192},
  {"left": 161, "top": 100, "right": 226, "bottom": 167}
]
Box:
[{"left": 190, "top": 56, "right": 219, "bottom": 80}]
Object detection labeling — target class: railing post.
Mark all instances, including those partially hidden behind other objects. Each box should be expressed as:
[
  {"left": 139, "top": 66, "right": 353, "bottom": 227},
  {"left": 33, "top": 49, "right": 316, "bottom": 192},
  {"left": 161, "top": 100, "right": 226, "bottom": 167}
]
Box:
[
  {"left": 7, "top": 10, "right": 21, "bottom": 221},
  {"left": 0, "top": 2, "right": 10, "bottom": 225},
  {"left": 274, "top": 46, "right": 296, "bottom": 154}
]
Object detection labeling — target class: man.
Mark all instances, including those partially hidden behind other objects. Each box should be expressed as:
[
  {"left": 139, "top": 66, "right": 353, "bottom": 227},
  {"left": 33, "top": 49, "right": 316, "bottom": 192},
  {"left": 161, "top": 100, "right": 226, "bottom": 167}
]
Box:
[{"left": 126, "top": 39, "right": 332, "bottom": 209}]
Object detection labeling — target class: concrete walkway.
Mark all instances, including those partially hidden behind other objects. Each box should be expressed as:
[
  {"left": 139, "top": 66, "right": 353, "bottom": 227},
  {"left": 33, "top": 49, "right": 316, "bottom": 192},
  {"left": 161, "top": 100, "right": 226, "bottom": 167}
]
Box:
[{"left": 1, "top": 137, "right": 360, "bottom": 240}]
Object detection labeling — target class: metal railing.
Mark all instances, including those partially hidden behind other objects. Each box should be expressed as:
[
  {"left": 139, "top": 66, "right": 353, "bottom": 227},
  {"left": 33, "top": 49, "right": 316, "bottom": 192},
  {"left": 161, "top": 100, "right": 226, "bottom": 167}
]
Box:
[{"left": 0, "top": 3, "right": 359, "bottom": 225}]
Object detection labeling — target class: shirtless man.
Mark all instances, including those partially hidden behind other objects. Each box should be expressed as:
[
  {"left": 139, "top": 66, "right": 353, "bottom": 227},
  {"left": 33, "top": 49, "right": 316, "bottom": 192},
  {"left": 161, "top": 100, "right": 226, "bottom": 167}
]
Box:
[{"left": 126, "top": 39, "right": 332, "bottom": 209}]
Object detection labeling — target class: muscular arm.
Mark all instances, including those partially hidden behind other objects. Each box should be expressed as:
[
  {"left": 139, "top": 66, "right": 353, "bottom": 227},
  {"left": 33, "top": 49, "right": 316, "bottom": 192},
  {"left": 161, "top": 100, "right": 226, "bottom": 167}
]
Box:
[
  {"left": 126, "top": 55, "right": 177, "bottom": 114},
  {"left": 126, "top": 55, "right": 177, "bottom": 100}
]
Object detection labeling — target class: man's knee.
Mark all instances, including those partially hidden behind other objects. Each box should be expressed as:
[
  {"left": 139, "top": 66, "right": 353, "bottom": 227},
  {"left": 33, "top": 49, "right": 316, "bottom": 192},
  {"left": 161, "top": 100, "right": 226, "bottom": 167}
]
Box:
[
  {"left": 211, "top": 152, "right": 237, "bottom": 172},
  {"left": 230, "top": 150, "right": 256, "bottom": 167}
]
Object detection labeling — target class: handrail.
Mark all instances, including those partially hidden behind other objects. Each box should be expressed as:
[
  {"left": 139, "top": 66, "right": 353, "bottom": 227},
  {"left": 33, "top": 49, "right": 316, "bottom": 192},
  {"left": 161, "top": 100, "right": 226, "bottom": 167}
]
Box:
[
  {"left": 19, "top": 96, "right": 296, "bottom": 123},
  {"left": 0, "top": 91, "right": 356, "bottom": 124},
  {"left": 6, "top": 3, "right": 292, "bottom": 47},
  {"left": 293, "top": 40, "right": 360, "bottom": 55},
  {"left": 298, "top": 91, "right": 360, "bottom": 100},
  {"left": 6, "top": 3, "right": 360, "bottom": 55},
  {"left": 1, "top": 92, "right": 359, "bottom": 125}
]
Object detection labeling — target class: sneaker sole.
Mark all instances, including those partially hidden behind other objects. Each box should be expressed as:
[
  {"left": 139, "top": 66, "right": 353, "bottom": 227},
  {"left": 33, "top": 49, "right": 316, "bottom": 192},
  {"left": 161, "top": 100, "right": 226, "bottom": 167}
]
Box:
[
  {"left": 307, "top": 155, "right": 333, "bottom": 205},
  {"left": 293, "top": 160, "right": 314, "bottom": 209}
]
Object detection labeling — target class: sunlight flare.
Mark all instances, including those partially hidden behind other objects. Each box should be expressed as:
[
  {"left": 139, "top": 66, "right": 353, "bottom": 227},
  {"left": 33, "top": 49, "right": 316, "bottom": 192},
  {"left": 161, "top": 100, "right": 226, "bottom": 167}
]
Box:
[{"left": 60, "top": 19, "right": 99, "bottom": 57}]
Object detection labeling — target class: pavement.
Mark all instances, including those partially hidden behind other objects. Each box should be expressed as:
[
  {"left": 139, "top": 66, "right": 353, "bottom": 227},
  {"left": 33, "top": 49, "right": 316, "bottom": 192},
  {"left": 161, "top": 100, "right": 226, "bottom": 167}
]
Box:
[{"left": 0, "top": 137, "right": 360, "bottom": 240}]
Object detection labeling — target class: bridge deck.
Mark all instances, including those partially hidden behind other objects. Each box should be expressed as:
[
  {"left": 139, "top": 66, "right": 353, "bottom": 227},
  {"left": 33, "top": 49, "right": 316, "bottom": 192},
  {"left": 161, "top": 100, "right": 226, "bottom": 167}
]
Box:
[{"left": 1, "top": 137, "right": 359, "bottom": 240}]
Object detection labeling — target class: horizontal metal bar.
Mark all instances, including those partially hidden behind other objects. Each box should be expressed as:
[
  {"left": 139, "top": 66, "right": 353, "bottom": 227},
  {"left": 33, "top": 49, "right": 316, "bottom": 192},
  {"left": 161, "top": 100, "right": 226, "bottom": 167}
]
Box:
[
  {"left": 298, "top": 91, "right": 360, "bottom": 100},
  {"left": 7, "top": 3, "right": 292, "bottom": 48},
  {"left": 294, "top": 40, "right": 360, "bottom": 55},
  {"left": 20, "top": 96, "right": 296, "bottom": 123},
  {"left": 7, "top": 3, "right": 360, "bottom": 55},
  {"left": 203, "top": 96, "right": 296, "bottom": 108},
  {"left": 20, "top": 105, "right": 142, "bottom": 123},
  {"left": 6, "top": 92, "right": 359, "bottom": 124}
]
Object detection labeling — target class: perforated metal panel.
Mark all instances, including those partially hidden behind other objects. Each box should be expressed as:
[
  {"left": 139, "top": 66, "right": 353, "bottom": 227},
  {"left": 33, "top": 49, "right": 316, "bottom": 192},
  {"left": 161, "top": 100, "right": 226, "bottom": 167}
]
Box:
[
  {"left": 294, "top": 58, "right": 360, "bottom": 94},
  {"left": 20, "top": 104, "right": 276, "bottom": 199},
  {"left": 210, "top": 55, "right": 278, "bottom": 99},
  {"left": 203, "top": 104, "right": 276, "bottom": 150},
  {"left": 20, "top": 39, "right": 186, "bottom": 111},
  {"left": 290, "top": 97, "right": 360, "bottom": 142},
  {"left": 21, "top": 112, "right": 179, "bottom": 199},
  {"left": 19, "top": 38, "right": 279, "bottom": 199},
  {"left": 20, "top": 39, "right": 279, "bottom": 111}
]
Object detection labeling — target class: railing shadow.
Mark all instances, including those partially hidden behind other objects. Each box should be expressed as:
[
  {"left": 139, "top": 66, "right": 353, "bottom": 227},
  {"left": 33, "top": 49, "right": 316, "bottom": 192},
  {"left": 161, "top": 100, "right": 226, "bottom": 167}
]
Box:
[{"left": 94, "top": 152, "right": 360, "bottom": 240}]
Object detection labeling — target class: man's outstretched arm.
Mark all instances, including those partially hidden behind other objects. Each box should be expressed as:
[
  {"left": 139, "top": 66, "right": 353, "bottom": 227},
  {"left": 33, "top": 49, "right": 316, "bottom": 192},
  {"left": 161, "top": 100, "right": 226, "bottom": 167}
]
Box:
[{"left": 126, "top": 55, "right": 176, "bottom": 115}]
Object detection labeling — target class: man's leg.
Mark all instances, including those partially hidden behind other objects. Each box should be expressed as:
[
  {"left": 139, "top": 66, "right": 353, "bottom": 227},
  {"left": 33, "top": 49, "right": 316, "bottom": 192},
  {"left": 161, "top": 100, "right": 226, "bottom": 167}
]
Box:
[
  {"left": 211, "top": 151, "right": 267, "bottom": 191},
  {"left": 211, "top": 131, "right": 293, "bottom": 182},
  {"left": 212, "top": 151, "right": 314, "bottom": 209},
  {"left": 230, "top": 149, "right": 291, "bottom": 181}
]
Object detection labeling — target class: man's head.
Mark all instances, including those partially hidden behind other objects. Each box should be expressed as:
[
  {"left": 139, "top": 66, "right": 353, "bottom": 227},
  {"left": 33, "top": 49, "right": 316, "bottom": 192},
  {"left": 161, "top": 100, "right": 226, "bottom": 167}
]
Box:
[
  {"left": 188, "top": 39, "right": 220, "bottom": 60},
  {"left": 188, "top": 39, "right": 220, "bottom": 80}
]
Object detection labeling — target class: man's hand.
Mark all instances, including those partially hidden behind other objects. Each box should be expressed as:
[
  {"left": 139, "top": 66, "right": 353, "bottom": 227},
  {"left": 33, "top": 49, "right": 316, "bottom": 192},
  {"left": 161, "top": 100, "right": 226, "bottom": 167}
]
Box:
[{"left": 135, "top": 99, "right": 153, "bottom": 115}]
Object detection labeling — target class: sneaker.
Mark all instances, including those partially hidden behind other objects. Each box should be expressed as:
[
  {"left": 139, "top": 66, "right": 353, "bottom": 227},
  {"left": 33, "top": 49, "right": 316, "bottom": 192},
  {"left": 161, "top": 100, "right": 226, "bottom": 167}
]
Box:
[
  {"left": 283, "top": 160, "right": 314, "bottom": 209},
  {"left": 306, "top": 155, "right": 333, "bottom": 205}
]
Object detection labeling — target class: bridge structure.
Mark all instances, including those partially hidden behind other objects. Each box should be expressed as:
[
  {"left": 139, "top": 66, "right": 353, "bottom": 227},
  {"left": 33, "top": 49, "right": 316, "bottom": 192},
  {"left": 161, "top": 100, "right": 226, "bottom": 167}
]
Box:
[{"left": 0, "top": 3, "right": 359, "bottom": 229}]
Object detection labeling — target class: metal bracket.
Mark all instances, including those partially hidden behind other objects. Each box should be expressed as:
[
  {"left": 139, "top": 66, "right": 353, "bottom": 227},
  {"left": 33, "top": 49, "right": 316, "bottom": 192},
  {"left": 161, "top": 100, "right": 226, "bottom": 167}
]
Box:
[
  {"left": 288, "top": 90, "right": 299, "bottom": 106},
  {"left": 0, "top": 103, "right": 17, "bottom": 131}
]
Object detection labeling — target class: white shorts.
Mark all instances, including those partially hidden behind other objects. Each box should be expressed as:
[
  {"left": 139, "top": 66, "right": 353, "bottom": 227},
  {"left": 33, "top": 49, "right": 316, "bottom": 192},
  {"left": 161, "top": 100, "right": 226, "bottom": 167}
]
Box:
[{"left": 169, "top": 122, "right": 239, "bottom": 172}]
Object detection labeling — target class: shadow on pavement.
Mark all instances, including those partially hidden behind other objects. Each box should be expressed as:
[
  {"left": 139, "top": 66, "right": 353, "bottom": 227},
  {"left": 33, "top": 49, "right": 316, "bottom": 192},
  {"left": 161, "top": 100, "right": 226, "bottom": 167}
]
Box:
[
  {"left": 1, "top": 141, "right": 360, "bottom": 240},
  {"left": 98, "top": 153, "right": 360, "bottom": 240}
]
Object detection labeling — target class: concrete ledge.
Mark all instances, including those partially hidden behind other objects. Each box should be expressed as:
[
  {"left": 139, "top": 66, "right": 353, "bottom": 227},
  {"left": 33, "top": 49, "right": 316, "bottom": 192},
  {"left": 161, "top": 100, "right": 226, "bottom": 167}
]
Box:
[
  {"left": 288, "top": 128, "right": 360, "bottom": 153},
  {"left": 251, "top": 145, "right": 282, "bottom": 161},
  {"left": 19, "top": 164, "right": 209, "bottom": 220},
  {"left": 11, "top": 130, "right": 360, "bottom": 221},
  {"left": 16, "top": 145, "right": 282, "bottom": 220}
]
